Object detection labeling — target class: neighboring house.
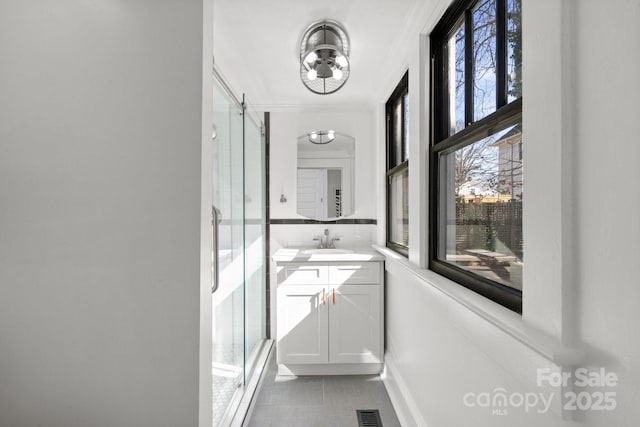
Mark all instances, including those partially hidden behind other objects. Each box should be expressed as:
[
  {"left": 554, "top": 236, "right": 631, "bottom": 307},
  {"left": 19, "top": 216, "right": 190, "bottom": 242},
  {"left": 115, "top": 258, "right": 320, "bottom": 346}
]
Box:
[
  {"left": 457, "top": 179, "right": 506, "bottom": 203},
  {"left": 492, "top": 124, "right": 523, "bottom": 200},
  {"left": 458, "top": 179, "right": 497, "bottom": 197}
]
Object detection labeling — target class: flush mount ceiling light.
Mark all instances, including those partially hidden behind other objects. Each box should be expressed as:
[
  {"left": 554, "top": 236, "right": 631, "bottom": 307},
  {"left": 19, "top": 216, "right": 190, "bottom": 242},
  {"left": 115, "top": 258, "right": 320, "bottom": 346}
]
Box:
[
  {"left": 308, "top": 130, "right": 336, "bottom": 144},
  {"left": 300, "top": 20, "right": 350, "bottom": 95}
]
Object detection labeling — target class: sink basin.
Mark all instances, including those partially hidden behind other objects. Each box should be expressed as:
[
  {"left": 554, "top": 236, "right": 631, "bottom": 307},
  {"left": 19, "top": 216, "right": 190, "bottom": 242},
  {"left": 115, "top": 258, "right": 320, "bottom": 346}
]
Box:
[{"left": 303, "top": 248, "right": 353, "bottom": 255}]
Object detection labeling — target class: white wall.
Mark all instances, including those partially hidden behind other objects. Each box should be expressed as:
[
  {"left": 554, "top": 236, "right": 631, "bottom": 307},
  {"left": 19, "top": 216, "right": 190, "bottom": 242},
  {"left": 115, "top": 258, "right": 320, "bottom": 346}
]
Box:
[
  {"left": 378, "top": 0, "right": 640, "bottom": 426},
  {"left": 200, "top": 0, "right": 215, "bottom": 425},
  {"left": 0, "top": 2, "right": 207, "bottom": 426},
  {"left": 572, "top": 0, "right": 640, "bottom": 424},
  {"left": 383, "top": 260, "right": 576, "bottom": 426}
]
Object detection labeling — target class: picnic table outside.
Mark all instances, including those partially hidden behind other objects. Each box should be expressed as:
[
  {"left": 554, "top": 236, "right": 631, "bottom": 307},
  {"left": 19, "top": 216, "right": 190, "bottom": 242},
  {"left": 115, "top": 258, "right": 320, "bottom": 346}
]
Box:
[{"left": 461, "top": 249, "right": 517, "bottom": 280}]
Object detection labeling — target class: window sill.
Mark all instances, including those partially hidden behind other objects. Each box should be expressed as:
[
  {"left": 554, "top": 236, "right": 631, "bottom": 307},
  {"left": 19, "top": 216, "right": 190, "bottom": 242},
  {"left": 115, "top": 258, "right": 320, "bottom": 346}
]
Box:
[
  {"left": 372, "top": 244, "right": 583, "bottom": 367},
  {"left": 385, "top": 242, "right": 408, "bottom": 258}
]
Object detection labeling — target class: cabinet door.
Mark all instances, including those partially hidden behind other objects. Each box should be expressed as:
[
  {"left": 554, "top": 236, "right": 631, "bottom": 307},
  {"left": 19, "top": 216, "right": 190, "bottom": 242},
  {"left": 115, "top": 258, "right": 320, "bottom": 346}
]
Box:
[
  {"left": 277, "top": 285, "right": 328, "bottom": 365},
  {"left": 328, "top": 284, "right": 381, "bottom": 364}
]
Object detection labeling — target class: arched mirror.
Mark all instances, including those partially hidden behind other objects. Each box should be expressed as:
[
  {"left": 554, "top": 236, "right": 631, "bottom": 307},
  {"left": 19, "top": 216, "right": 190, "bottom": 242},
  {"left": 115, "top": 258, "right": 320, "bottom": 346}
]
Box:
[{"left": 296, "top": 131, "right": 355, "bottom": 221}]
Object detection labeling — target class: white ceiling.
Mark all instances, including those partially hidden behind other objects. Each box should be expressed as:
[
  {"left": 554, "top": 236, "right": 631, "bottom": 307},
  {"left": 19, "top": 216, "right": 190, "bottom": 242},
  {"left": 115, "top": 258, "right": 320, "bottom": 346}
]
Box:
[{"left": 213, "top": 0, "right": 424, "bottom": 110}]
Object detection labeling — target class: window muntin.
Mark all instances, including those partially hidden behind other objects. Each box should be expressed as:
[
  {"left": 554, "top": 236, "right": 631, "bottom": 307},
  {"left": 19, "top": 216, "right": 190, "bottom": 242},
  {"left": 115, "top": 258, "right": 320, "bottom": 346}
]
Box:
[
  {"left": 386, "top": 72, "right": 409, "bottom": 255},
  {"left": 431, "top": 0, "right": 522, "bottom": 312}
]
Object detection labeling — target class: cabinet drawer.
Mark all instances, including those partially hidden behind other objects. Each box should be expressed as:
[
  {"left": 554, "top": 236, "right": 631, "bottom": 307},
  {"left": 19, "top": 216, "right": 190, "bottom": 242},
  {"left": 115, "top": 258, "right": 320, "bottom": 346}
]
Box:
[
  {"left": 277, "top": 263, "right": 328, "bottom": 285},
  {"left": 329, "top": 262, "right": 381, "bottom": 285}
]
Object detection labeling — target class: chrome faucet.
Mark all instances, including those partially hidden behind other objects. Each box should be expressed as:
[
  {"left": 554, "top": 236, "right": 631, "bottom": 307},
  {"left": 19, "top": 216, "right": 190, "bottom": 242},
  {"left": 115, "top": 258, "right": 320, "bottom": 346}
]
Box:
[
  {"left": 313, "top": 229, "right": 340, "bottom": 249},
  {"left": 313, "top": 229, "right": 329, "bottom": 248}
]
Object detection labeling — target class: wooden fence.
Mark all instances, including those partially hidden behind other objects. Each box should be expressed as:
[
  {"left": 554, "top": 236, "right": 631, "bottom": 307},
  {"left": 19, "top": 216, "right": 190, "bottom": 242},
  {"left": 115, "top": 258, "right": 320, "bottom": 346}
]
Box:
[{"left": 455, "top": 201, "right": 523, "bottom": 260}]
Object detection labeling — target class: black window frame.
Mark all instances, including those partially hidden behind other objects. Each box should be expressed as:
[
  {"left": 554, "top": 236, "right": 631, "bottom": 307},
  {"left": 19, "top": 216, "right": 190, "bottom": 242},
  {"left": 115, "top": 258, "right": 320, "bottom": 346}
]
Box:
[
  {"left": 429, "top": 0, "right": 523, "bottom": 313},
  {"left": 386, "top": 71, "right": 409, "bottom": 257}
]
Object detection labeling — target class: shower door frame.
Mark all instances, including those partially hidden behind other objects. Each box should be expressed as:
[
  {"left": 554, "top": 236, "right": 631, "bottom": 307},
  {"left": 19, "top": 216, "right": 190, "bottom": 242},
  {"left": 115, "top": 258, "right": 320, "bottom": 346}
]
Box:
[{"left": 210, "top": 67, "right": 270, "bottom": 427}]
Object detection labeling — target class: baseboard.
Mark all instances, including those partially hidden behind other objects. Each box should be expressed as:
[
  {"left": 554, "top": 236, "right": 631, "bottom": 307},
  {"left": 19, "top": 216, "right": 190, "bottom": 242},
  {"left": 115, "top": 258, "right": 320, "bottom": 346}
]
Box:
[
  {"left": 278, "top": 363, "right": 382, "bottom": 376},
  {"left": 381, "top": 350, "right": 428, "bottom": 427}
]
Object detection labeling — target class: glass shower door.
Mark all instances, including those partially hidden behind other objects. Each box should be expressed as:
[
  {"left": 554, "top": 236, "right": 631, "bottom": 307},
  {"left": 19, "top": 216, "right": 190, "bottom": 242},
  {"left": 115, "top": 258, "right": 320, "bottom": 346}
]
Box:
[
  {"left": 212, "top": 79, "right": 245, "bottom": 426},
  {"left": 242, "top": 96, "right": 267, "bottom": 382},
  {"left": 211, "top": 71, "right": 268, "bottom": 426}
]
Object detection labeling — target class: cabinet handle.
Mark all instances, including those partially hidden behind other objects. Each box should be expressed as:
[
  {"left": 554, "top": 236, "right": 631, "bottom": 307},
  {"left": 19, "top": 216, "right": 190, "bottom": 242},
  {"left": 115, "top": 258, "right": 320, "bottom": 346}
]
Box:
[
  {"left": 332, "top": 288, "right": 336, "bottom": 305},
  {"left": 322, "top": 288, "right": 326, "bottom": 305}
]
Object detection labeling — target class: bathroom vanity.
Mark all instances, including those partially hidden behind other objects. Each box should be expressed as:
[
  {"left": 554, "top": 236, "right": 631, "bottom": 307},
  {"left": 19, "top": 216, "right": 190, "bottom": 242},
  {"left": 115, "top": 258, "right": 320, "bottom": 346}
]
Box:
[{"left": 272, "top": 247, "right": 384, "bottom": 375}]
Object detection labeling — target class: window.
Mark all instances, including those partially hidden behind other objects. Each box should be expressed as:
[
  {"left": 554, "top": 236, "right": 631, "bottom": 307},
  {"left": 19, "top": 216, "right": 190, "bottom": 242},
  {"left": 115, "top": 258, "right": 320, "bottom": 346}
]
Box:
[
  {"left": 430, "top": 0, "right": 522, "bottom": 312},
  {"left": 386, "top": 72, "right": 409, "bottom": 256}
]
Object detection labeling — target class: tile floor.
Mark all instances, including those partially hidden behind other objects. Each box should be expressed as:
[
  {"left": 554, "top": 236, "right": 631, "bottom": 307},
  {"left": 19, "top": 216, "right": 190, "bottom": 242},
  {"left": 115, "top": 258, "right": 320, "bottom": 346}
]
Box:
[{"left": 245, "top": 351, "right": 401, "bottom": 427}]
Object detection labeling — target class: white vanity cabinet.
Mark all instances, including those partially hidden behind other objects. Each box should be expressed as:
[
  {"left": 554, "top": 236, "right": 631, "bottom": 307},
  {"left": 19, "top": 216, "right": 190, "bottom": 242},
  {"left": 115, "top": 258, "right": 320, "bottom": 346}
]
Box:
[{"left": 275, "top": 257, "right": 383, "bottom": 376}]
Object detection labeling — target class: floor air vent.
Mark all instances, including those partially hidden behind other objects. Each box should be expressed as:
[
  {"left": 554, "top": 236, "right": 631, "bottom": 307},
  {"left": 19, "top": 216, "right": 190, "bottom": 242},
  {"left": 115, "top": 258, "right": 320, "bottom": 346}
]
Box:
[{"left": 356, "top": 409, "right": 383, "bottom": 427}]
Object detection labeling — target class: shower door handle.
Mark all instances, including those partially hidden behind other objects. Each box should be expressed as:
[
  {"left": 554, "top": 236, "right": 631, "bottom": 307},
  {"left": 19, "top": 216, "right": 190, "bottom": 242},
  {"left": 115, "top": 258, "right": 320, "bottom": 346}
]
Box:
[{"left": 212, "top": 205, "right": 222, "bottom": 294}]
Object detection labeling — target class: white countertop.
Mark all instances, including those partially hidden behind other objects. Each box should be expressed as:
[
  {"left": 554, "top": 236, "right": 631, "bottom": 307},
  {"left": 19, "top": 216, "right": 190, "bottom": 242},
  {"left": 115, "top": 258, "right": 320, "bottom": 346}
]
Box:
[{"left": 272, "top": 247, "right": 385, "bottom": 263}]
